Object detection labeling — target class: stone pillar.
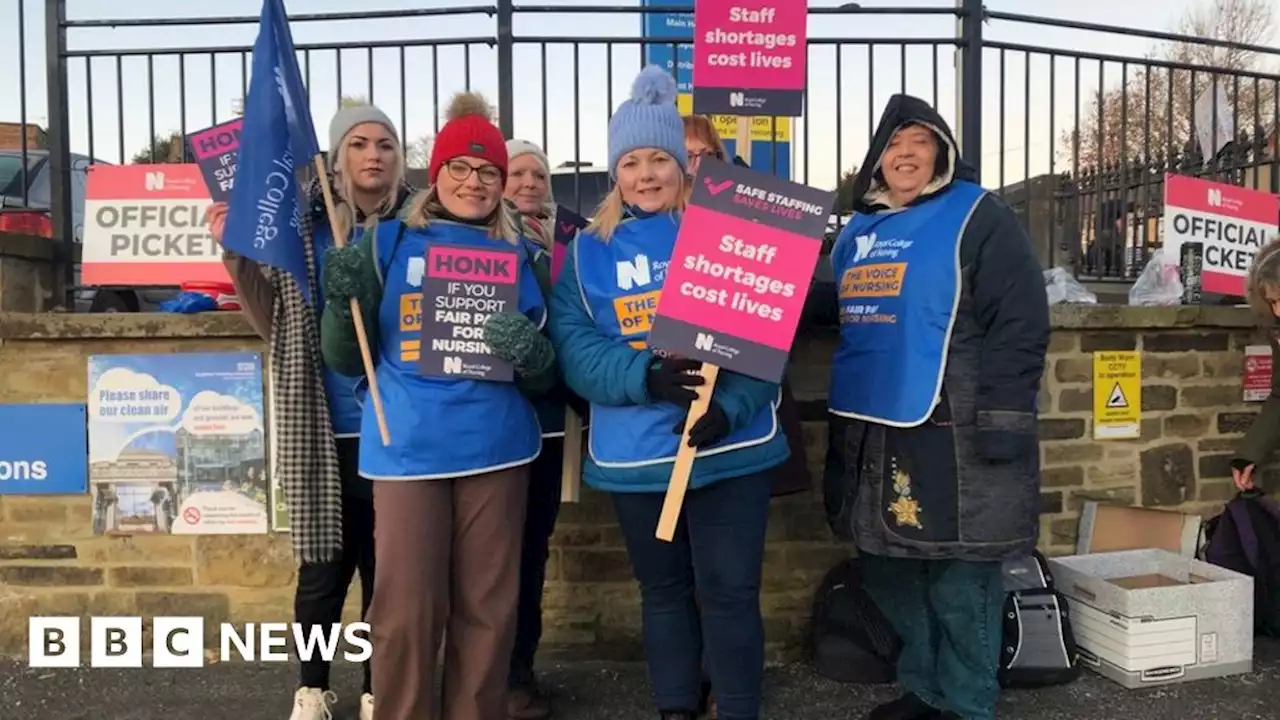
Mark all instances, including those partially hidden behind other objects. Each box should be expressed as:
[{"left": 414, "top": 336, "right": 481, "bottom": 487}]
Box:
[{"left": 0, "top": 232, "right": 60, "bottom": 312}]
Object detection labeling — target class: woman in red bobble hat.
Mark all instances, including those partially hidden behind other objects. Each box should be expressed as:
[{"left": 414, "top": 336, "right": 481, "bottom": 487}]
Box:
[{"left": 320, "top": 91, "right": 556, "bottom": 720}]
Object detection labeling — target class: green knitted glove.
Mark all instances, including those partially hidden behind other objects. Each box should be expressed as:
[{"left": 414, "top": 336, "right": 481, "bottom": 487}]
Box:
[
  {"left": 321, "top": 245, "right": 374, "bottom": 313},
  {"left": 484, "top": 311, "right": 555, "bottom": 378}
]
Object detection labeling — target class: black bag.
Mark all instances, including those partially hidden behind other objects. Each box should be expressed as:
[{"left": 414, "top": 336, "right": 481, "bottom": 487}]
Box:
[
  {"left": 1200, "top": 490, "right": 1280, "bottom": 636},
  {"left": 997, "top": 551, "right": 1081, "bottom": 689},
  {"left": 808, "top": 557, "right": 901, "bottom": 684}
]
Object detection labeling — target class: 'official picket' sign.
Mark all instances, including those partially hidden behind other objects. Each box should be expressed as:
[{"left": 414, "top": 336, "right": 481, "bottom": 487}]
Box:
[{"left": 1162, "top": 173, "right": 1280, "bottom": 299}]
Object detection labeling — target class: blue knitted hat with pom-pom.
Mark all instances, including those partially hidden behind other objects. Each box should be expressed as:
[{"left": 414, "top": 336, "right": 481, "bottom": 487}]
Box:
[{"left": 607, "top": 65, "right": 687, "bottom": 178}]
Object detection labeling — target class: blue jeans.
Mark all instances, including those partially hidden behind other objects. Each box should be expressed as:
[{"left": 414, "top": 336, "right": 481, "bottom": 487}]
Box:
[
  {"left": 861, "top": 553, "right": 1004, "bottom": 720},
  {"left": 611, "top": 471, "right": 772, "bottom": 720}
]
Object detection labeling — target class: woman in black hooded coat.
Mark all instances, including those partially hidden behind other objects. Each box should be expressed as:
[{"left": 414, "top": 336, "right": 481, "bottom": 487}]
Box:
[{"left": 806, "top": 94, "right": 1050, "bottom": 720}]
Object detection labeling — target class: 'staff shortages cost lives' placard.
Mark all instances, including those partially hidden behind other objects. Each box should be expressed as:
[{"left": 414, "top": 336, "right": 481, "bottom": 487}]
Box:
[
  {"left": 418, "top": 245, "right": 519, "bottom": 382},
  {"left": 1162, "top": 173, "right": 1279, "bottom": 299},
  {"left": 648, "top": 157, "right": 835, "bottom": 383},
  {"left": 692, "top": 0, "right": 807, "bottom": 117}
]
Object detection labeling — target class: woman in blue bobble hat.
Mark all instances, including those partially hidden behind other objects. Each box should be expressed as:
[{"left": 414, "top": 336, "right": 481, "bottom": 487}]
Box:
[{"left": 548, "top": 65, "right": 788, "bottom": 720}]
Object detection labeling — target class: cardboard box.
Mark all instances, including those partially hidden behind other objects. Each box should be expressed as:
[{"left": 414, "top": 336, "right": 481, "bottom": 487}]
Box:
[
  {"left": 1076, "top": 501, "right": 1203, "bottom": 557},
  {"left": 1049, "top": 549, "right": 1253, "bottom": 688}
]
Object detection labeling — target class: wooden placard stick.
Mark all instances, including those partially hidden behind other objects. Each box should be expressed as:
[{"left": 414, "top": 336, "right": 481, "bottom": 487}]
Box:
[
  {"left": 312, "top": 155, "right": 392, "bottom": 447},
  {"left": 655, "top": 363, "right": 721, "bottom": 541},
  {"left": 560, "top": 408, "right": 583, "bottom": 503}
]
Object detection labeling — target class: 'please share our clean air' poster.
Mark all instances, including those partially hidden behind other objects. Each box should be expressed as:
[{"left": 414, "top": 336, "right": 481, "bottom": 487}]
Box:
[{"left": 86, "top": 352, "right": 269, "bottom": 536}]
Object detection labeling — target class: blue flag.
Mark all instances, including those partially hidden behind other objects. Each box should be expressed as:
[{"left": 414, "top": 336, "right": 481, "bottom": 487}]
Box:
[{"left": 223, "top": 0, "right": 321, "bottom": 302}]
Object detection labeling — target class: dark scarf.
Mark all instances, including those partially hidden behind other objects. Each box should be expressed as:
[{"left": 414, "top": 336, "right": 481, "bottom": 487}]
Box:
[{"left": 269, "top": 175, "right": 412, "bottom": 564}]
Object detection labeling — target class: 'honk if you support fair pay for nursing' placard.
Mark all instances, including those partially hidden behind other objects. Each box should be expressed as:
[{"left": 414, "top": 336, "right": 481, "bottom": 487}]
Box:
[{"left": 416, "top": 245, "right": 519, "bottom": 382}]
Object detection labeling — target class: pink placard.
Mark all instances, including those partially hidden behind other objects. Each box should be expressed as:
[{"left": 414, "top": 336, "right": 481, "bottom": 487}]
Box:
[
  {"left": 692, "top": 0, "right": 807, "bottom": 116},
  {"left": 658, "top": 205, "right": 816, "bottom": 350},
  {"left": 647, "top": 157, "right": 834, "bottom": 383}
]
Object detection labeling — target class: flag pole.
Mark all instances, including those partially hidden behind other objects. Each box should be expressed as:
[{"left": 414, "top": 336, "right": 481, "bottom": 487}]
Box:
[{"left": 312, "top": 155, "right": 392, "bottom": 447}]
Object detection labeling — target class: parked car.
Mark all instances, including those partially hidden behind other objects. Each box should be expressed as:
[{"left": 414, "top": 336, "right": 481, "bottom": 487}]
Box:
[{"left": 0, "top": 149, "right": 177, "bottom": 312}]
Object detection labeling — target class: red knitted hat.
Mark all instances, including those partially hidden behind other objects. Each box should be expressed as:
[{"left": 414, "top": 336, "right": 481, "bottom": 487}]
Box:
[{"left": 429, "top": 92, "right": 508, "bottom": 184}]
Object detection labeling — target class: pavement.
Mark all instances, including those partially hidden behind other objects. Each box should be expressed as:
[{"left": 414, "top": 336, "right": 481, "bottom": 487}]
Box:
[{"left": 1, "top": 639, "right": 1277, "bottom": 720}]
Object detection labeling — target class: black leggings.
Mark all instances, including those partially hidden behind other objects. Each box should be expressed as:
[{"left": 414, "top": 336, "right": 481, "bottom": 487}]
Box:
[{"left": 294, "top": 437, "right": 376, "bottom": 694}]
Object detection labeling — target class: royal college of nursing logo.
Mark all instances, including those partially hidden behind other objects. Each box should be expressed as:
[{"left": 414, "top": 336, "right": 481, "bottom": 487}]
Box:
[
  {"left": 616, "top": 255, "right": 652, "bottom": 291},
  {"left": 852, "top": 232, "right": 878, "bottom": 263}
]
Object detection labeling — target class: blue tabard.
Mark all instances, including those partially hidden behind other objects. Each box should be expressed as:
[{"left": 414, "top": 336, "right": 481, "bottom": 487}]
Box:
[
  {"left": 312, "top": 221, "right": 367, "bottom": 437},
  {"left": 574, "top": 213, "right": 779, "bottom": 468},
  {"left": 827, "top": 180, "right": 987, "bottom": 426},
  {"left": 358, "top": 218, "right": 546, "bottom": 480}
]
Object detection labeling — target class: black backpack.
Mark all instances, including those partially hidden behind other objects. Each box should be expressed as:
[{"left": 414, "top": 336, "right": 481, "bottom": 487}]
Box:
[
  {"left": 808, "top": 553, "right": 1081, "bottom": 688},
  {"left": 997, "top": 551, "right": 1082, "bottom": 689},
  {"left": 808, "top": 557, "right": 901, "bottom": 684},
  {"left": 1200, "top": 490, "right": 1280, "bottom": 636}
]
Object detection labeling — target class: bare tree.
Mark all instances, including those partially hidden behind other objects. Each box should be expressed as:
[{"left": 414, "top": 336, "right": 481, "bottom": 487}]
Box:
[
  {"left": 1062, "top": 0, "right": 1277, "bottom": 169},
  {"left": 231, "top": 93, "right": 432, "bottom": 170},
  {"left": 131, "top": 132, "right": 184, "bottom": 164},
  {"left": 405, "top": 134, "right": 432, "bottom": 169}
]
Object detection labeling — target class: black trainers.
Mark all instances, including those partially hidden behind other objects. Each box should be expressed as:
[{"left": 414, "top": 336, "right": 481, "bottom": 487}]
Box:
[{"left": 866, "top": 693, "right": 942, "bottom": 720}]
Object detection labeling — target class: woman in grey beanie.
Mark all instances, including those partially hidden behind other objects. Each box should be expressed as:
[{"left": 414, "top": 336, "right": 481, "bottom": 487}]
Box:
[{"left": 207, "top": 102, "right": 413, "bottom": 720}]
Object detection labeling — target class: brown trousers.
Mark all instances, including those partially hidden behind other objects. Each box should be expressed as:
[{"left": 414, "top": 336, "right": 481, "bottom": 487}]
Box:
[{"left": 368, "top": 466, "right": 529, "bottom": 720}]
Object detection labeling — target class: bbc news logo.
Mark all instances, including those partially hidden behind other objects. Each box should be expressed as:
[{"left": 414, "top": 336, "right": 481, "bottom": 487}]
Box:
[{"left": 28, "top": 617, "right": 371, "bottom": 668}]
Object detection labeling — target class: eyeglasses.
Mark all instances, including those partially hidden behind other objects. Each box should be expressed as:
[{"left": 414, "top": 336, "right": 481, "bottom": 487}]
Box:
[
  {"left": 445, "top": 159, "right": 502, "bottom": 186},
  {"left": 687, "top": 149, "right": 722, "bottom": 164}
]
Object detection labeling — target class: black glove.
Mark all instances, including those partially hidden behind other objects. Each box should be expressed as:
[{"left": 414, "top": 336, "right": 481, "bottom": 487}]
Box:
[
  {"left": 645, "top": 356, "right": 705, "bottom": 405},
  {"left": 673, "top": 401, "right": 730, "bottom": 449}
]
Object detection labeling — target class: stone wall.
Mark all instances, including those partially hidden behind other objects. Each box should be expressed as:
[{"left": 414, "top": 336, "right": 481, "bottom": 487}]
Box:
[
  {"left": 0, "top": 306, "right": 1271, "bottom": 660},
  {"left": 0, "top": 233, "right": 63, "bottom": 313}
]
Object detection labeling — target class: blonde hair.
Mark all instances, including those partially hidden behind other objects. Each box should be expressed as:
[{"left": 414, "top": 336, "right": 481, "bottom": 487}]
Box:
[
  {"left": 403, "top": 185, "right": 519, "bottom": 244},
  {"left": 586, "top": 171, "right": 686, "bottom": 242},
  {"left": 330, "top": 130, "right": 406, "bottom": 242},
  {"left": 682, "top": 115, "right": 727, "bottom": 161},
  {"left": 1246, "top": 236, "right": 1280, "bottom": 321}
]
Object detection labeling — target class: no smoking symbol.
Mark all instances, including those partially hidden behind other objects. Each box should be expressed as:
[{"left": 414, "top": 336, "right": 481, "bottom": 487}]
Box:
[{"left": 183, "top": 507, "right": 201, "bottom": 525}]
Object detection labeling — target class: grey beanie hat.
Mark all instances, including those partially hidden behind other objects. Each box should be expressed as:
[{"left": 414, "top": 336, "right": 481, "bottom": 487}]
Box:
[{"left": 328, "top": 104, "right": 399, "bottom": 163}]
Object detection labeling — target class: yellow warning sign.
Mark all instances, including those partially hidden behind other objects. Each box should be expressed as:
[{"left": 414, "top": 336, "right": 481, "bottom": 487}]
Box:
[{"left": 1093, "top": 351, "right": 1141, "bottom": 440}]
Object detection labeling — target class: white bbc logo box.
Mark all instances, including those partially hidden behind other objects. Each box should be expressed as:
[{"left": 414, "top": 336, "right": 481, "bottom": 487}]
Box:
[
  {"left": 29, "top": 617, "right": 205, "bottom": 668},
  {"left": 28, "top": 617, "right": 372, "bottom": 668}
]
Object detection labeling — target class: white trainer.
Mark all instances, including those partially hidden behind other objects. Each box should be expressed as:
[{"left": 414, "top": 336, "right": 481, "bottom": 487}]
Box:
[
  {"left": 360, "top": 693, "right": 374, "bottom": 720},
  {"left": 288, "top": 687, "right": 338, "bottom": 720}
]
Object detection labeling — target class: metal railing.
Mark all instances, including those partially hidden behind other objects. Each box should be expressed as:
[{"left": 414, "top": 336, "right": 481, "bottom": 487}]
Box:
[{"left": 3, "top": 0, "right": 1278, "bottom": 307}]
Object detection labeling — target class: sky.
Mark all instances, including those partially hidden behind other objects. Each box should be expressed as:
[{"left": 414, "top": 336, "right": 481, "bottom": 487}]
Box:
[{"left": 3, "top": 0, "right": 1277, "bottom": 191}]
